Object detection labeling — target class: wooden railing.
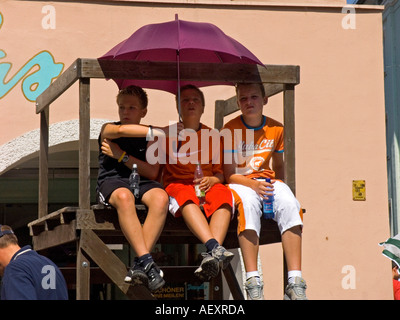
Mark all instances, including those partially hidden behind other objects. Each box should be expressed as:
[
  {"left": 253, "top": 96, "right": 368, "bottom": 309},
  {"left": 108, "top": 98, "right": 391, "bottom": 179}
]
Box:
[{"left": 32, "top": 58, "right": 300, "bottom": 300}]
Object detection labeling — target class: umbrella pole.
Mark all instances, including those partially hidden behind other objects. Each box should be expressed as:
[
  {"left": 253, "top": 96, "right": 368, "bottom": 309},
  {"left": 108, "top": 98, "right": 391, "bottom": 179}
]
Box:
[{"left": 177, "top": 50, "right": 182, "bottom": 122}]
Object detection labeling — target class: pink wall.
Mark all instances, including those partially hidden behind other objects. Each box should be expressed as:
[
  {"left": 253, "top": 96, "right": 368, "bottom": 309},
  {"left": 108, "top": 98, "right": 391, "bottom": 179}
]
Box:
[{"left": 0, "top": 1, "right": 391, "bottom": 299}]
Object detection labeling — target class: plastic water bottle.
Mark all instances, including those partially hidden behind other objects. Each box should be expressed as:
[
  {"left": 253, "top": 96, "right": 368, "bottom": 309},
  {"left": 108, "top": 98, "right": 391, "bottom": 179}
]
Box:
[
  {"left": 194, "top": 163, "right": 206, "bottom": 206},
  {"left": 263, "top": 178, "right": 274, "bottom": 219},
  {"left": 129, "top": 163, "right": 140, "bottom": 198}
]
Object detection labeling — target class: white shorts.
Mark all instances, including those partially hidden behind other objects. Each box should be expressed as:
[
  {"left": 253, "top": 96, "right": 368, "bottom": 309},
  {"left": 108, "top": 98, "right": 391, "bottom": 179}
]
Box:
[{"left": 228, "top": 180, "right": 303, "bottom": 237}]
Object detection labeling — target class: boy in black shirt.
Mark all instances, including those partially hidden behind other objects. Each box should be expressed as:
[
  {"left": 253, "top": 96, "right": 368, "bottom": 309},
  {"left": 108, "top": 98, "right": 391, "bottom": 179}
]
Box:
[{"left": 97, "top": 85, "right": 168, "bottom": 292}]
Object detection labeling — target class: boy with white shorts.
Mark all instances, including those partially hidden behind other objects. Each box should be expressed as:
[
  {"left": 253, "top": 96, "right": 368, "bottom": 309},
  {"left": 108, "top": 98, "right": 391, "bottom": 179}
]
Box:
[{"left": 223, "top": 83, "right": 307, "bottom": 300}]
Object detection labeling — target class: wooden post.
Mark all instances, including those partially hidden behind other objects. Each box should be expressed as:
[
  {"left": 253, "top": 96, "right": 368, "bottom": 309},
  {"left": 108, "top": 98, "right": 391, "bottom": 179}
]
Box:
[
  {"left": 76, "top": 243, "right": 90, "bottom": 300},
  {"left": 79, "top": 229, "right": 155, "bottom": 299},
  {"left": 223, "top": 265, "right": 245, "bottom": 300},
  {"left": 38, "top": 107, "right": 49, "bottom": 218},
  {"left": 214, "top": 100, "right": 227, "bottom": 130},
  {"left": 79, "top": 78, "right": 91, "bottom": 209},
  {"left": 283, "top": 84, "right": 296, "bottom": 195},
  {"left": 283, "top": 84, "right": 296, "bottom": 292}
]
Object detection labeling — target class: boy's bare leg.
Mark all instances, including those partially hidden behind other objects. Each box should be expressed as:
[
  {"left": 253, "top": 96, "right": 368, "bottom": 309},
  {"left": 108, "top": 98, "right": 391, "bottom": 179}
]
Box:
[
  {"left": 109, "top": 188, "right": 148, "bottom": 257},
  {"left": 180, "top": 202, "right": 214, "bottom": 244},
  {"left": 140, "top": 188, "right": 169, "bottom": 251},
  {"left": 281, "top": 225, "right": 302, "bottom": 271},
  {"left": 209, "top": 204, "right": 231, "bottom": 244},
  {"left": 238, "top": 229, "right": 259, "bottom": 272}
]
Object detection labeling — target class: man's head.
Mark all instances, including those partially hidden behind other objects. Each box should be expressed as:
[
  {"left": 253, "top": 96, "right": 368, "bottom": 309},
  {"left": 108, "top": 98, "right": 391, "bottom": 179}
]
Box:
[
  {"left": 0, "top": 225, "right": 17, "bottom": 248},
  {"left": 0, "top": 225, "right": 19, "bottom": 276}
]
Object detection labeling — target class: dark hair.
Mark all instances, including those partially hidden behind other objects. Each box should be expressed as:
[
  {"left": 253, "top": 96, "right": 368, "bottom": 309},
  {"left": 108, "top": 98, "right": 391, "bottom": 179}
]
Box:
[
  {"left": 0, "top": 225, "right": 18, "bottom": 248},
  {"left": 235, "top": 83, "right": 266, "bottom": 98},
  {"left": 117, "top": 85, "right": 148, "bottom": 108},
  {"left": 176, "top": 84, "right": 205, "bottom": 107}
]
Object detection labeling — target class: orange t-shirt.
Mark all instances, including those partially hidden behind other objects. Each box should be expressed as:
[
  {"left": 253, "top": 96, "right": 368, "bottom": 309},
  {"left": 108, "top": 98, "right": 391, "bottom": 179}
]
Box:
[
  {"left": 222, "top": 115, "right": 284, "bottom": 179},
  {"left": 394, "top": 279, "right": 400, "bottom": 300},
  {"left": 162, "top": 123, "right": 224, "bottom": 187}
]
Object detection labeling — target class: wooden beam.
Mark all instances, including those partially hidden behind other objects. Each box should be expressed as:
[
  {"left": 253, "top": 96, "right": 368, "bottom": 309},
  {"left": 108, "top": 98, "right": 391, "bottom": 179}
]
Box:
[
  {"left": 214, "top": 100, "right": 227, "bottom": 130},
  {"left": 38, "top": 107, "right": 49, "bottom": 218},
  {"left": 223, "top": 265, "right": 245, "bottom": 300},
  {"left": 36, "top": 59, "right": 80, "bottom": 113},
  {"left": 76, "top": 246, "right": 90, "bottom": 300},
  {"left": 265, "top": 83, "right": 285, "bottom": 97},
  {"left": 79, "top": 229, "right": 155, "bottom": 299},
  {"left": 31, "top": 223, "right": 77, "bottom": 251},
  {"left": 283, "top": 84, "right": 296, "bottom": 194},
  {"left": 79, "top": 78, "right": 91, "bottom": 210},
  {"left": 35, "top": 58, "right": 299, "bottom": 117},
  {"left": 93, "top": 59, "right": 299, "bottom": 84}
]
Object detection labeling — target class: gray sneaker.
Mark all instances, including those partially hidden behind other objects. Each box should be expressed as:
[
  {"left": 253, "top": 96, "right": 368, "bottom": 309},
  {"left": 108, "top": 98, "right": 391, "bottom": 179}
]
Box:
[
  {"left": 284, "top": 277, "right": 307, "bottom": 300},
  {"left": 210, "top": 245, "right": 234, "bottom": 270},
  {"left": 194, "top": 252, "right": 219, "bottom": 281},
  {"left": 245, "top": 276, "right": 264, "bottom": 300}
]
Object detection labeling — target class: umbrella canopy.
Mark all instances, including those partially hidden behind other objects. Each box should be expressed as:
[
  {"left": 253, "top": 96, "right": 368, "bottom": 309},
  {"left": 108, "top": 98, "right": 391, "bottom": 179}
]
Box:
[{"left": 99, "top": 15, "right": 264, "bottom": 94}]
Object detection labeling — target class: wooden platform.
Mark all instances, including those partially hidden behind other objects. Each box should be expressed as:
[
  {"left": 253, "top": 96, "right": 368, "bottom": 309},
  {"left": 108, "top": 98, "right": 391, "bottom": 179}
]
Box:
[
  {"left": 28, "top": 204, "right": 282, "bottom": 300},
  {"left": 30, "top": 58, "right": 300, "bottom": 300}
]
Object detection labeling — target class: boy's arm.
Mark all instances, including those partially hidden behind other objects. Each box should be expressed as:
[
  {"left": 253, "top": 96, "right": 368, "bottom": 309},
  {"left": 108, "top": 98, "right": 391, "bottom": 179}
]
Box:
[
  {"left": 224, "top": 162, "right": 272, "bottom": 198},
  {"left": 224, "top": 162, "right": 255, "bottom": 187},
  {"left": 124, "top": 151, "right": 160, "bottom": 181},
  {"left": 101, "top": 122, "right": 183, "bottom": 140},
  {"left": 101, "top": 138, "right": 160, "bottom": 180},
  {"left": 101, "top": 123, "right": 151, "bottom": 140}
]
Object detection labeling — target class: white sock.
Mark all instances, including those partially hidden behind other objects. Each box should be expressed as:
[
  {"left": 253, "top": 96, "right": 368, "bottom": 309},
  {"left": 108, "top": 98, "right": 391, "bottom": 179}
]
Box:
[
  {"left": 246, "top": 271, "right": 260, "bottom": 280},
  {"left": 288, "top": 270, "right": 302, "bottom": 284}
]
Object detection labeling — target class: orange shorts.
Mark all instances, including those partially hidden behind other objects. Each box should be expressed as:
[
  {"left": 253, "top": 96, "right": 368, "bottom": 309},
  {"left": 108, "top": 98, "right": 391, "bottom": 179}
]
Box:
[{"left": 166, "top": 183, "right": 233, "bottom": 218}]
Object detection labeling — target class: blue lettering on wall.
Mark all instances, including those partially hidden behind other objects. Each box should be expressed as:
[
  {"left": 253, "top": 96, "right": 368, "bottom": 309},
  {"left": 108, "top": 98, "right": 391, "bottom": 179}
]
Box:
[{"left": 0, "top": 12, "right": 64, "bottom": 102}]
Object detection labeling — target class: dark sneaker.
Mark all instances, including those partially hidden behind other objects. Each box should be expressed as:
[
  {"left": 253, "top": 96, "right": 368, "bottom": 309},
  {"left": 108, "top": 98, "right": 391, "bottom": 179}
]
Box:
[
  {"left": 143, "top": 261, "right": 165, "bottom": 292},
  {"left": 284, "top": 277, "right": 308, "bottom": 300},
  {"left": 124, "top": 265, "right": 148, "bottom": 287},
  {"left": 210, "top": 245, "right": 234, "bottom": 270},
  {"left": 194, "top": 252, "right": 219, "bottom": 281}
]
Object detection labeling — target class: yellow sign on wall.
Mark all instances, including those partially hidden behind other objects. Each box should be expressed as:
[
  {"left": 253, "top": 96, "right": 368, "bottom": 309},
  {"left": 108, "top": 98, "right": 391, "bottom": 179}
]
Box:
[{"left": 352, "top": 180, "right": 366, "bottom": 201}]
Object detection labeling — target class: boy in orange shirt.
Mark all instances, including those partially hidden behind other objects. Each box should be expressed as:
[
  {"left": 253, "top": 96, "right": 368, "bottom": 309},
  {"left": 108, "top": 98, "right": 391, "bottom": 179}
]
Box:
[
  {"left": 162, "top": 85, "right": 234, "bottom": 280},
  {"left": 223, "top": 83, "right": 306, "bottom": 300}
]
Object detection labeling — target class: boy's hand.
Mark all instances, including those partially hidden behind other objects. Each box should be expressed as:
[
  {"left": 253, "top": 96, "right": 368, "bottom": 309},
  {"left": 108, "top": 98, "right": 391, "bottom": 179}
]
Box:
[
  {"left": 159, "top": 122, "right": 184, "bottom": 137},
  {"left": 193, "top": 176, "right": 217, "bottom": 193},
  {"left": 101, "top": 138, "right": 123, "bottom": 160},
  {"left": 252, "top": 179, "right": 275, "bottom": 198}
]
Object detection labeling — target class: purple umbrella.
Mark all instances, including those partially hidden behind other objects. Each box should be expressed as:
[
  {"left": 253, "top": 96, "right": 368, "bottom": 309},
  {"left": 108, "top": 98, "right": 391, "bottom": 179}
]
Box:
[{"left": 99, "top": 15, "right": 264, "bottom": 95}]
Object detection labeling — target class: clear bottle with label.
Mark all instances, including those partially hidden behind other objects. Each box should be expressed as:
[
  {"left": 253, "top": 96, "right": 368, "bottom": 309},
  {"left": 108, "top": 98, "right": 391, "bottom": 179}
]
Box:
[
  {"left": 129, "top": 163, "right": 140, "bottom": 198},
  {"left": 263, "top": 178, "right": 274, "bottom": 219},
  {"left": 194, "top": 163, "right": 206, "bottom": 206}
]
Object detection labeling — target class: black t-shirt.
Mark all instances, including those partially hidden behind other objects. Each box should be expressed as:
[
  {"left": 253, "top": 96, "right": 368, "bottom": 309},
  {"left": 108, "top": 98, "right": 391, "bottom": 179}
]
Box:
[{"left": 96, "top": 121, "right": 148, "bottom": 188}]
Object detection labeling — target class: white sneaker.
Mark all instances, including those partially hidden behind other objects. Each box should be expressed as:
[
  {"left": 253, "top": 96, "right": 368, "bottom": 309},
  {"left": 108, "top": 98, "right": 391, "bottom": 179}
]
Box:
[
  {"left": 284, "top": 277, "right": 307, "bottom": 300},
  {"left": 245, "top": 276, "right": 264, "bottom": 300}
]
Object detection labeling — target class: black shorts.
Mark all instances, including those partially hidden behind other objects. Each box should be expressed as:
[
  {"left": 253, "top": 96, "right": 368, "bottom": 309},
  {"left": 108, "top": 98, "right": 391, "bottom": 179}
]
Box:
[{"left": 97, "top": 177, "right": 164, "bottom": 205}]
